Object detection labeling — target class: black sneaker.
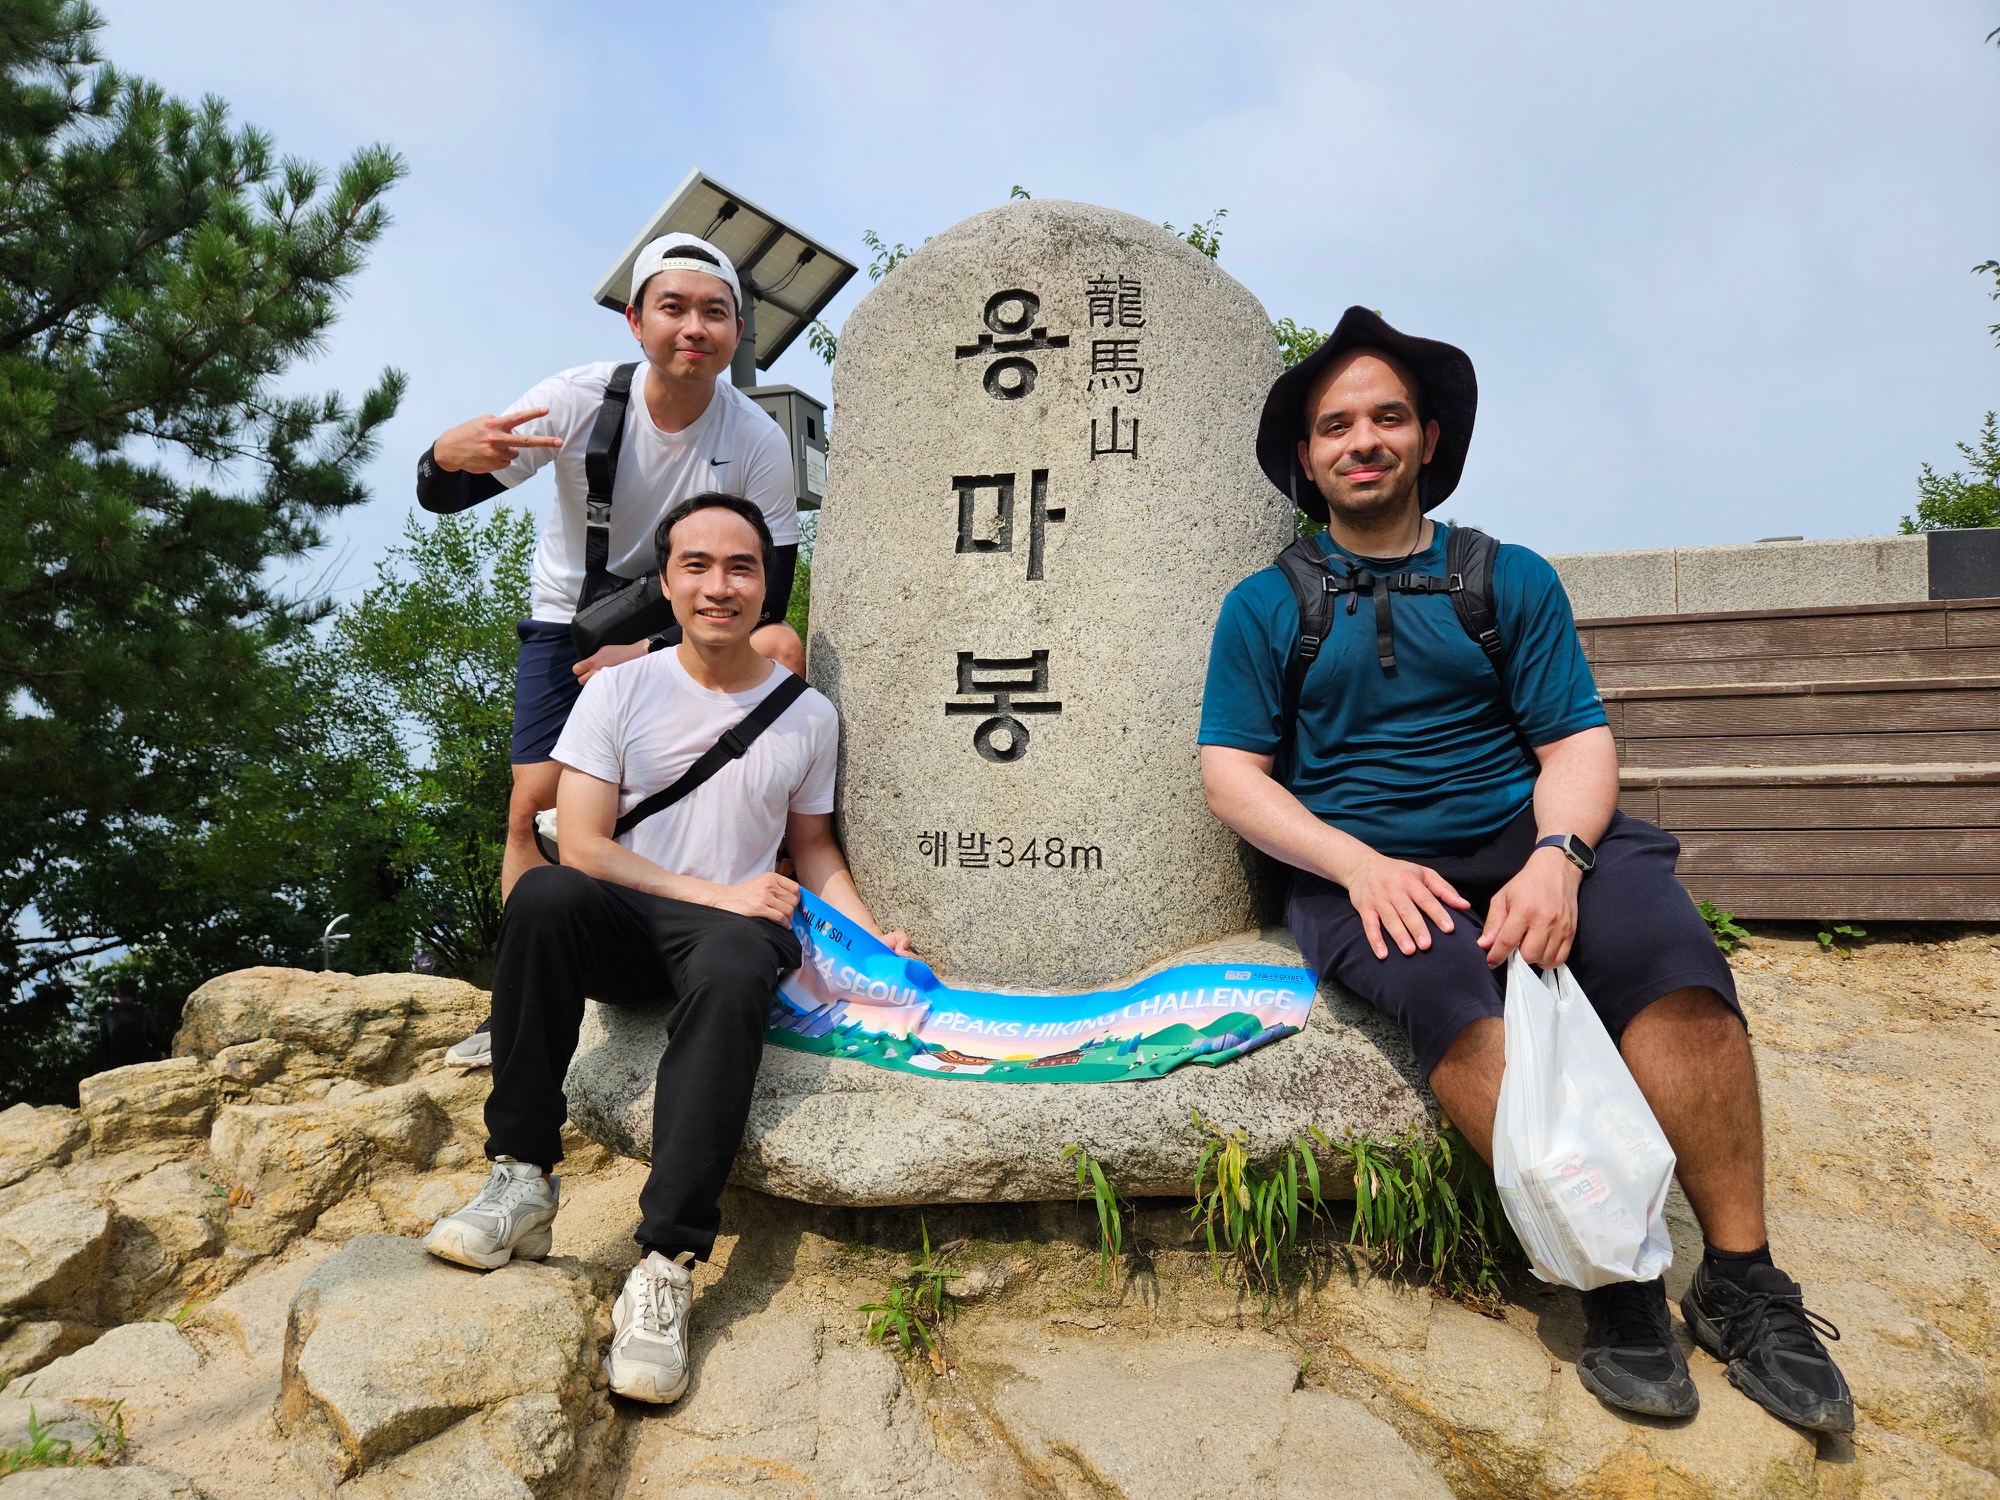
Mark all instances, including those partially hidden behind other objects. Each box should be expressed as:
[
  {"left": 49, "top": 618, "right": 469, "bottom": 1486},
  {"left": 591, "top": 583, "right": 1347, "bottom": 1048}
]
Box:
[
  {"left": 1577, "top": 1277, "right": 1699, "bottom": 1418},
  {"left": 1681, "top": 1261, "right": 1854, "bottom": 1434}
]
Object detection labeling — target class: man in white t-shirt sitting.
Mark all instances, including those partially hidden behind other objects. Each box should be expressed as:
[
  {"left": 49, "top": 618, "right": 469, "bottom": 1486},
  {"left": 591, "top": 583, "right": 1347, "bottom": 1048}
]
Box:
[{"left": 422, "top": 493, "right": 910, "bottom": 1406}]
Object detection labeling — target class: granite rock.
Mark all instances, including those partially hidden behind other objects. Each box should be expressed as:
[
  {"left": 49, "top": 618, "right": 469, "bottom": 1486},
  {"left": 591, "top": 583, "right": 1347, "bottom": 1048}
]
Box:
[
  {"left": 0, "top": 1469, "right": 207, "bottom": 1499},
  {"left": 809, "top": 198, "right": 1290, "bottom": 986},
  {"left": 0, "top": 1104, "right": 87, "bottom": 1190},
  {"left": 0, "top": 1192, "right": 113, "bottom": 1319},
  {"left": 567, "top": 930, "right": 1428, "bottom": 1204},
  {"left": 76, "top": 1059, "right": 216, "bottom": 1152},
  {"left": 175, "top": 967, "right": 487, "bottom": 1084},
  {"left": 10, "top": 1319, "right": 201, "bottom": 1407},
  {"left": 278, "top": 1235, "right": 600, "bottom": 1493}
]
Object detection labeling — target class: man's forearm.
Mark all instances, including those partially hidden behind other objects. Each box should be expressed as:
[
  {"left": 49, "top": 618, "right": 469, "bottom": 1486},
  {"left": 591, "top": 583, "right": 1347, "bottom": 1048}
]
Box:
[
  {"left": 1530, "top": 726, "right": 1620, "bottom": 846},
  {"left": 1202, "top": 749, "right": 1382, "bottom": 888},
  {"left": 558, "top": 833, "right": 722, "bottom": 908},
  {"left": 790, "top": 839, "right": 893, "bottom": 941}
]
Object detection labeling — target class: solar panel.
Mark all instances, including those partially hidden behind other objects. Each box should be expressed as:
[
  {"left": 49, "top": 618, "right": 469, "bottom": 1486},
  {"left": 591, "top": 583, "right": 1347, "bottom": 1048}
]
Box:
[{"left": 591, "top": 169, "right": 858, "bottom": 369}]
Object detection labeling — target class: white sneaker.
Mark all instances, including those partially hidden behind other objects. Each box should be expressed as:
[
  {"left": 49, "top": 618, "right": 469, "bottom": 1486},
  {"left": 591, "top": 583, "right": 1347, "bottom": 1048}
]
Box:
[
  {"left": 443, "top": 1026, "right": 493, "bottom": 1069},
  {"left": 423, "top": 1158, "right": 559, "bottom": 1270},
  {"left": 607, "top": 1251, "right": 696, "bottom": 1404}
]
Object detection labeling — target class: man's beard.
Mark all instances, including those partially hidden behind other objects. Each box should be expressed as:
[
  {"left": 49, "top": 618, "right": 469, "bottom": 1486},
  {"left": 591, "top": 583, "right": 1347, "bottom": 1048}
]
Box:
[{"left": 1318, "top": 462, "right": 1422, "bottom": 528}]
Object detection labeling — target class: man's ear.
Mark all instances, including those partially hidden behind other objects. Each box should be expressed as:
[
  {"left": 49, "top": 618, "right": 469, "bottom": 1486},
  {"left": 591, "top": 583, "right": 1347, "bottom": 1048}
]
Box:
[
  {"left": 626, "top": 302, "right": 643, "bottom": 340},
  {"left": 1421, "top": 418, "right": 1442, "bottom": 465},
  {"left": 1295, "top": 435, "right": 1315, "bottom": 485}
]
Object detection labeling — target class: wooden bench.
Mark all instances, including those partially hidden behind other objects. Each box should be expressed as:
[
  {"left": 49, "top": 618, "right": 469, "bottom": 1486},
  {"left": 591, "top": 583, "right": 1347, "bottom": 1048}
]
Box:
[{"left": 1580, "top": 598, "right": 2000, "bottom": 920}]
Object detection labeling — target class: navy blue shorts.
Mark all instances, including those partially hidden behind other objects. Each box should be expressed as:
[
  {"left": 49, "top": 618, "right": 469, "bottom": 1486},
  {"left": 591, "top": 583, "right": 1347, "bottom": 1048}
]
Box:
[
  {"left": 1288, "top": 809, "right": 1740, "bottom": 1080},
  {"left": 511, "top": 620, "right": 582, "bottom": 765}
]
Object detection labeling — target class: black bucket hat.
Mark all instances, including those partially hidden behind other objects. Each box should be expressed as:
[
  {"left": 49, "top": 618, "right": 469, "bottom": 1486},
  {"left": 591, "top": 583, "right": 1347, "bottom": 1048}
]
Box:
[{"left": 1256, "top": 306, "right": 1478, "bottom": 520}]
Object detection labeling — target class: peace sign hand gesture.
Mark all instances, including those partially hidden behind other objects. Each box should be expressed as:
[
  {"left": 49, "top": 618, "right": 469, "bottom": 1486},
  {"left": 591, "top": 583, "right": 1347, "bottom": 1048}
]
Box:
[{"left": 434, "top": 407, "right": 563, "bottom": 474}]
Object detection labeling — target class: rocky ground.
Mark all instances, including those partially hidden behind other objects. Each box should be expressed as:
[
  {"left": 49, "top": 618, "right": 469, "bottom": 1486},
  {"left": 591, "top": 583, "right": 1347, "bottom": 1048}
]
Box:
[{"left": 0, "top": 929, "right": 1995, "bottom": 1498}]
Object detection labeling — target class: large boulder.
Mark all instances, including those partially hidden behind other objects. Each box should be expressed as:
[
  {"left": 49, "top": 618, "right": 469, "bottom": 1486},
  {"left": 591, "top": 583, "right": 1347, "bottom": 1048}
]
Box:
[
  {"left": 0, "top": 1103, "right": 87, "bottom": 1189},
  {"left": 0, "top": 1192, "right": 113, "bottom": 1319},
  {"left": 76, "top": 1059, "right": 216, "bottom": 1151},
  {"left": 104, "top": 1161, "right": 229, "bottom": 1320},
  {"left": 176, "top": 967, "right": 487, "bottom": 1084},
  {"left": 278, "top": 1235, "right": 603, "bottom": 1495},
  {"left": 567, "top": 931, "right": 1428, "bottom": 1204},
  {"left": 810, "top": 198, "right": 1291, "bottom": 986}
]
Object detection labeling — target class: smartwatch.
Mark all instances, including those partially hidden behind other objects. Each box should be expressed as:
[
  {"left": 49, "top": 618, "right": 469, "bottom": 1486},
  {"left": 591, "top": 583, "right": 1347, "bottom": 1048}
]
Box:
[{"left": 1534, "top": 833, "right": 1596, "bottom": 872}]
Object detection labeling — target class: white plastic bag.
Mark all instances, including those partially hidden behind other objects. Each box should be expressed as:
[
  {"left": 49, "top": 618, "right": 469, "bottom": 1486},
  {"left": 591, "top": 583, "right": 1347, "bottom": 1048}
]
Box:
[{"left": 1492, "top": 953, "right": 1676, "bottom": 1290}]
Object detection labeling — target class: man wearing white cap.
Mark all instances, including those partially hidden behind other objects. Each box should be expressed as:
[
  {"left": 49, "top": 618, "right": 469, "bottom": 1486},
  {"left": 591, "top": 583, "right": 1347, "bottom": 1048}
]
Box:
[{"left": 418, "top": 234, "right": 805, "bottom": 1066}]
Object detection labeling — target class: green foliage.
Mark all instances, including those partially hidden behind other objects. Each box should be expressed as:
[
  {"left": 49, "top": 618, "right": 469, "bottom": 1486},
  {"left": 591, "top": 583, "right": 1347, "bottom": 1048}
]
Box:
[
  {"left": 1699, "top": 899, "right": 1749, "bottom": 954},
  {"left": 0, "top": 0, "right": 403, "bottom": 1093},
  {"left": 1272, "top": 317, "right": 1328, "bottom": 368},
  {"left": 1009, "top": 184, "right": 1032, "bottom": 200},
  {"left": 1188, "top": 1111, "right": 1327, "bottom": 1294},
  {"left": 859, "top": 1217, "right": 956, "bottom": 1361},
  {"left": 1062, "top": 1142, "right": 1128, "bottom": 1287},
  {"left": 784, "top": 510, "right": 816, "bottom": 639},
  {"left": 1165, "top": 209, "right": 1227, "bottom": 260},
  {"left": 1899, "top": 413, "right": 2000, "bottom": 532},
  {"left": 805, "top": 317, "right": 837, "bottom": 365},
  {"left": 0, "top": 1400, "right": 124, "bottom": 1475},
  {"left": 1979, "top": 258, "right": 1999, "bottom": 347},
  {"left": 1333, "top": 1124, "right": 1516, "bottom": 1310},
  {"left": 861, "top": 228, "right": 916, "bottom": 283},
  {"left": 1816, "top": 922, "right": 1867, "bottom": 957}
]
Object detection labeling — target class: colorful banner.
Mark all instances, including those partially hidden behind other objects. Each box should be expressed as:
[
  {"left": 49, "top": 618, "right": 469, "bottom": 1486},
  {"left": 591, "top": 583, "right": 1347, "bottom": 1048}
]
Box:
[{"left": 766, "top": 891, "right": 1318, "bottom": 1083}]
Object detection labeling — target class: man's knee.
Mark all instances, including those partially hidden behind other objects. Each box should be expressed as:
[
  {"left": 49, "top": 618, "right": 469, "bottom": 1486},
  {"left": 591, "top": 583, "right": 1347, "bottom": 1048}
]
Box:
[
  {"left": 683, "top": 937, "right": 783, "bottom": 1017},
  {"left": 751, "top": 623, "right": 806, "bottom": 677},
  {"left": 1627, "top": 984, "right": 1744, "bottom": 1042},
  {"left": 504, "top": 864, "right": 600, "bottom": 929},
  {"left": 507, "top": 765, "right": 559, "bottom": 837}
]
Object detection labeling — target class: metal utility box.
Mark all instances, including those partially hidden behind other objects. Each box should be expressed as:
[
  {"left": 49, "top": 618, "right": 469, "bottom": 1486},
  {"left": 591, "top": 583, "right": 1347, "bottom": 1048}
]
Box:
[{"left": 745, "top": 385, "right": 828, "bottom": 511}]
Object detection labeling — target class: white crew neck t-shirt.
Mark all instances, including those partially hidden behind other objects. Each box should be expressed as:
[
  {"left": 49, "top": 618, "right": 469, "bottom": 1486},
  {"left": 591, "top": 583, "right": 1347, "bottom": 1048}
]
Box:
[
  {"left": 550, "top": 651, "right": 837, "bottom": 888},
  {"left": 492, "top": 361, "right": 800, "bottom": 623}
]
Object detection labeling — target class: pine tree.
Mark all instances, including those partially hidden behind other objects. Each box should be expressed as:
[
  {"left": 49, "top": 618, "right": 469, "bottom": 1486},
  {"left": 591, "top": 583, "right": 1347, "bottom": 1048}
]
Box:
[{"left": 0, "top": 1, "right": 405, "bottom": 1009}]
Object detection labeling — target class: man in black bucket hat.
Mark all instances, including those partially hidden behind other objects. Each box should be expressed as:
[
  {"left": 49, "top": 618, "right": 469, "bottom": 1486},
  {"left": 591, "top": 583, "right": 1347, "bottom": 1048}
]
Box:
[{"left": 1198, "top": 308, "right": 1852, "bottom": 1433}]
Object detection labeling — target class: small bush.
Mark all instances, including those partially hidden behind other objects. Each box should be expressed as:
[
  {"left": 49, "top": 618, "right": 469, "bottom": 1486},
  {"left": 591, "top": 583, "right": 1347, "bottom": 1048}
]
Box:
[
  {"left": 859, "top": 1218, "right": 956, "bottom": 1368},
  {"left": 1816, "top": 922, "right": 1867, "bottom": 957},
  {"left": 1333, "top": 1124, "right": 1517, "bottom": 1311},
  {"left": 1188, "top": 1111, "right": 1328, "bottom": 1295},
  {"left": 1699, "top": 900, "right": 1749, "bottom": 954}
]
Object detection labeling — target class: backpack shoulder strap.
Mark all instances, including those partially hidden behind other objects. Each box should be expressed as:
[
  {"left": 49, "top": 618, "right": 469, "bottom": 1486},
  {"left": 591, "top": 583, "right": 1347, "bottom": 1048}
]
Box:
[
  {"left": 613, "top": 673, "right": 811, "bottom": 839},
  {"left": 1272, "top": 537, "right": 1337, "bottom": 783},
  {"left": 581, "top": 362, "right": 639, "bottom": 580},
  {"left": 1445, "top": 524, "right": 1505, "bottom": 670}
]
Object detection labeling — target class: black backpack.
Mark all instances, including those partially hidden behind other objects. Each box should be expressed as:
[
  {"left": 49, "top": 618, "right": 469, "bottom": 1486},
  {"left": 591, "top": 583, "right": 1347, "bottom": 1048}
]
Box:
[{"left": 1271, "top": 525, "right": 1509, "bottom": 782}]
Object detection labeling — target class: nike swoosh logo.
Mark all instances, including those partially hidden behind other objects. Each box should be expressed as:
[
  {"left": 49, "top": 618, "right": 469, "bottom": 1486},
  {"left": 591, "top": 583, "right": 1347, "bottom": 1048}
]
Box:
[{"left": 710, "top": 458, "right": 731, "bottom": 466}]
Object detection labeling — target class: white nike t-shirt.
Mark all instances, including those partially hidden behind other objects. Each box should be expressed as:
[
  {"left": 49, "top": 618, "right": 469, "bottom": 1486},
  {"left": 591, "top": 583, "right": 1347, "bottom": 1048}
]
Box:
[
  {"left": 550, "top": 651, "right": 837, "bottom": 888},
  {"left": 492, "top": 361, "right": 800, "bottom": 623}
]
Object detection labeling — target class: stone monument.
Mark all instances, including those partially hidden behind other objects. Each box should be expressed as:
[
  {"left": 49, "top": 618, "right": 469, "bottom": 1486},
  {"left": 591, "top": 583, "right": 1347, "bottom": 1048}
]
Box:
[{"left": 808, "top": 198, "right": 1290, "bottom": 986}]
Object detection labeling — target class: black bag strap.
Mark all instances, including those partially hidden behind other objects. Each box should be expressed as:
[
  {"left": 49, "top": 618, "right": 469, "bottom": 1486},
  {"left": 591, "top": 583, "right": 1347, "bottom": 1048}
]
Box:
[
  {"left": 612, "top": 673, "right": 810, "bottom": 839},
  {"left": 582, "top": 362, "right": 639, "bottom": 580},
  {"left": 1271, "top": 526, "right": 1514, "bottom": 784}
]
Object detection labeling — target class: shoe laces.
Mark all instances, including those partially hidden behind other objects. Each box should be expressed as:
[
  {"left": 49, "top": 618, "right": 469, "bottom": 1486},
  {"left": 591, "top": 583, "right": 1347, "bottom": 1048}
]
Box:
[
  {"left": 633, "top": 1260, "right": 687, "bottom": 1340},
  {"left": 1592, "top": 1279, "right": 1671, "bottom": 1349},
  {"left": 1721, "top": 1276, "right": 1841, "bottom": 1360},
  {"left": 469, "top": 1163, "right": 543, "bottom": 1216}
]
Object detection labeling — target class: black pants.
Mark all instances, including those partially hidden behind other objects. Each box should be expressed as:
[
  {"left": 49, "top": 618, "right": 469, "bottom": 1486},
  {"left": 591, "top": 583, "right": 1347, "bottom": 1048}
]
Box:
[{"left": 484, "top": 864, "right": 802, "bottom": 1259}]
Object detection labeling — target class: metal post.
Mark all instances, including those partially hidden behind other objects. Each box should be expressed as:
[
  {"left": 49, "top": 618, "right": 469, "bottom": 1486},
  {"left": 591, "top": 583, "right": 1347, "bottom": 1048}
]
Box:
[{"left": 731, "top": 290, "right": 758, "bottom": 389}]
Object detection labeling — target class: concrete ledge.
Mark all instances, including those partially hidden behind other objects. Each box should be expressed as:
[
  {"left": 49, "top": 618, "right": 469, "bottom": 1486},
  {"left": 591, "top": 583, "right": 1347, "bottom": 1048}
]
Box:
[{"left": 1551, "top": 535, "right": 1930, "bottom": 618}]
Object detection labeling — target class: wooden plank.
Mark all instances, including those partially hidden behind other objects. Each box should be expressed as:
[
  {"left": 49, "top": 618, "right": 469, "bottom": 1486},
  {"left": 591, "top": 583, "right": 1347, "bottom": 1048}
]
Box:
[
  {"left": 1620, "top": 730, "right": 2000, "bottom": 768},
  {"left": 1591, "top": 647, "right": 2000, "bottom": 690},
  {"left": 1676, "top": 874, "right": 2000, "bottom": 921},
  {"left": 1675, "top": 828, "right": 2000, "bottom": 876},
  {"left": 1618, "top": 786, "right": 1660, "bottom": 822},
  {"left": 1587, "top": 610, "right": 1946, "bottom": 665},
  {"left": 1655, "top": 783, "right": 2000, "bottom": 830},
  {"left": 1620, "top": 687, "right": 2000, "bottom": 739},
  {"left": 1623, "top": 762, "right": 2000, "bottom": 787},
  {"left": 1947, "top": 604, "right": 2000, "bottom": 647},
  {"left": 1578, "top": 599, "right": 1946, "bottom": 630},
  {"left": 1603, "top": 674, "right": 2000, "bottom": 702}
]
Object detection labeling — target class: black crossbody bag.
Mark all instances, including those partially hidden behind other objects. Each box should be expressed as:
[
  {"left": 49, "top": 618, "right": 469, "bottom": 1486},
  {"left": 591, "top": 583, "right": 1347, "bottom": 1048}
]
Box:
[
  {"left": 568, "top": 362, "right": 681, "bottom": 656},
  {"left": 533, "top": 673, "right": 810, "bottom": 865}
]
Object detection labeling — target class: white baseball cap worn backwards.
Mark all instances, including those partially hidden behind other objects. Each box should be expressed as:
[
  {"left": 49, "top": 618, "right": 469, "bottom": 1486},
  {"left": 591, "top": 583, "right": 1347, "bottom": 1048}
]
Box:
[{"left": 628, "top": 232, "right": 742, "bottom": 311}]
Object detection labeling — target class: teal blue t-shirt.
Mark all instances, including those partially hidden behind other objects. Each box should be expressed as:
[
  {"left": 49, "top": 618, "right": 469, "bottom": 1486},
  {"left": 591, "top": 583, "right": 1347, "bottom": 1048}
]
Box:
[{"left": 1198, "top": 523, "right": 1606, "bottom": 859}]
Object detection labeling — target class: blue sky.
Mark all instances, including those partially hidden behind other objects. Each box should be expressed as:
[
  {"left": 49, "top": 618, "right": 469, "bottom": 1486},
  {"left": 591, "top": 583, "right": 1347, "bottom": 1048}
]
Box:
[{"left": 106, "top": 1, "right": 2000, "bottom": 596}]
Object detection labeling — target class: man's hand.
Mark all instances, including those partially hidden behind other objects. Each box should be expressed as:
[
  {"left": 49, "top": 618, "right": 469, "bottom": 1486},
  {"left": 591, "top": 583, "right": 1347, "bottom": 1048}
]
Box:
[
  {"left": 712, "top": 872, "right": 800, "bottom": 924},
  {"left": 1477, "top": 848, "right": 1582, "bottom": 969},
  {"left": 434, "top": 408, "right": 563, "bottom": 474},
  {"left": 1344, "top": 853, "right": 1473, "bottom": 960},
  {"left": 878, "top": 931, "right": 916, "bottom": 958},
  {"left": 573, "top": 640, "right": 649, "bottom": 685}
]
